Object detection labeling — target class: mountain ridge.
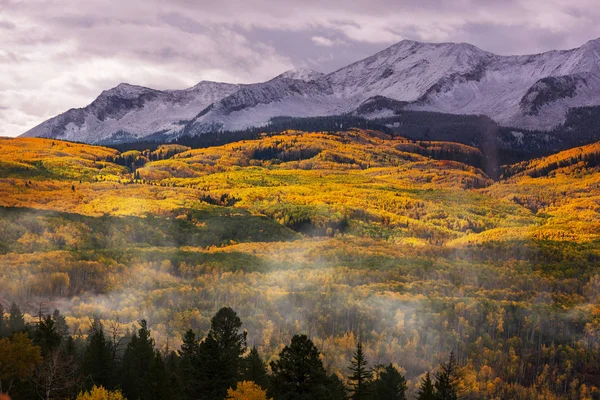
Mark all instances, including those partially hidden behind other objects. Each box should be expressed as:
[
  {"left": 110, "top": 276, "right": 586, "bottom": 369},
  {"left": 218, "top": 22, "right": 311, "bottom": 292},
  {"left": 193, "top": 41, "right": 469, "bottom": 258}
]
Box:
[{"left": 22, "top": 37, "right": 600, "bottom": 144}]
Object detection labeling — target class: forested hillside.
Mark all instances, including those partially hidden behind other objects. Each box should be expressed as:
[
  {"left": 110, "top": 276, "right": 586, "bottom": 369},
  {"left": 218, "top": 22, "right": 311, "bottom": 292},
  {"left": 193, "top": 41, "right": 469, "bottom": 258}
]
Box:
[{"left": 1, "top": 130, "right": 600, "bottom": 399}]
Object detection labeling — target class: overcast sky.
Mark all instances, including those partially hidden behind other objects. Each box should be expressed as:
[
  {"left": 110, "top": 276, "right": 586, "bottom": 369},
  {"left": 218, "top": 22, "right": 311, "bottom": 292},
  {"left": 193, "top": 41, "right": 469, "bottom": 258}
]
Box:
[{"left": 1, "top": 0, "right": 599, "bottom": 137}]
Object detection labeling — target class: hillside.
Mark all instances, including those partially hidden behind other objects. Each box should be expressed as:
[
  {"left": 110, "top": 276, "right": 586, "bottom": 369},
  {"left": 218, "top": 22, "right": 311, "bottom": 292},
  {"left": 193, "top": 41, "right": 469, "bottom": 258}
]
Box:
[{"left": 2, "top": 132, "right": 600, "bottom": 399}]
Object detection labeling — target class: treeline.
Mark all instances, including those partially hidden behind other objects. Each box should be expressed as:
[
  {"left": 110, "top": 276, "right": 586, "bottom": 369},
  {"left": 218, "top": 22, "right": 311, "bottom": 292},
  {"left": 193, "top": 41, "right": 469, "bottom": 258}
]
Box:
[
  {"left": 107, "top": 145, "right": 192, "bottom": 172},
  {"left": 0, "top": 305, "right": 460, "bottom": 400},
  {"left": 501, "top": 147, "right": 600, "bottom": 178}
]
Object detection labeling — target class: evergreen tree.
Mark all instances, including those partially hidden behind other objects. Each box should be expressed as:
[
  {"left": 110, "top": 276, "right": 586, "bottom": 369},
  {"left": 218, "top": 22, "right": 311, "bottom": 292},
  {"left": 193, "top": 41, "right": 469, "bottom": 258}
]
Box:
[
  {"left": 269, "top": 334, "right": 332, "bottom": 400},
  {"left": 416, "top": 372, "right": 436, "bottom": 400},
  {"left": 348, "top": 341, "right": 371, "bottom": 400},
  {"left": 52, "top": 309, "right": 70, "bottom": 338},
  {"left": 328, "top": 373, "right": 348, "bottom": 400},
  {"left": 164, "top": 350, "right": 181, "bottom": 400},
  {"left": 120, "top": 320, "right": 167, "bottom": 400},
  {"left": 7, "top": 303, "right": 25, "bottom": 334},
  {"left": 0, "top": 304, "right": 5, "bottom": 337},
  {"left": 178, "top": 329, "right": 200, "bottom": 400},
  {"left": 83, "top": 317, "right": 114, "bottom": 390},
  {"left": 434, "top": 352, "right": 459, "bottom": 400},
  {"left": 32, "top": 314, "right": 62, "bottom": 355},
  {"left": 369, "top": 364, "right": 407, "bottom": 400},
  {"left": 242, "top": 347, "right": 270, "bottom": 391},
  {"left": 196, "top": 307, "right": 247, "bottom": 400}
]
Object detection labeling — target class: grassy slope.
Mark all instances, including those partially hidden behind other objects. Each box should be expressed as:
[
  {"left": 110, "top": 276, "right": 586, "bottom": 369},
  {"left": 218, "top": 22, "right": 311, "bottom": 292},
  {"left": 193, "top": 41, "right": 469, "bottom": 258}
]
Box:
[{"left": 2, "top": 130, "right": 600, "bottom": 398}]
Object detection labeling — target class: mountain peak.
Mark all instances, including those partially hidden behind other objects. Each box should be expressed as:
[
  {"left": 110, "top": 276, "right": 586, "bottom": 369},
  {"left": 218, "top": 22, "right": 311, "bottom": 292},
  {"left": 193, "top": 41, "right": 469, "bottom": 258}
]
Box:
[
  {"left": 102, "top": 83, "right": 154, "bottom": 98},
  {"left": 276, "top": 67, "right": 324, "bottom": 82}
]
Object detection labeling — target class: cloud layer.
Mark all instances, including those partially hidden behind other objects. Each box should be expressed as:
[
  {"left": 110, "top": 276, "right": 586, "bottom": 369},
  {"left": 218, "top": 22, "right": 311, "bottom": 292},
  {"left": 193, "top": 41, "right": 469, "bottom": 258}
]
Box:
[{"left": 1, "top": 0, "right": 599, "bottom": 137}]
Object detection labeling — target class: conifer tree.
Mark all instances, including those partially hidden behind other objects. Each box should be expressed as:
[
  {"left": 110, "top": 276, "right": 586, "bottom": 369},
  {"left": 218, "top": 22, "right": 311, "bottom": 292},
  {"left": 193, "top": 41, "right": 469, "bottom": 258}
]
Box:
[
  {"left": 7, "top": 303, "right": 25, "bottom": 334},
  {"left": 269, "top": 334, "right": 332, "bottom": 400},
  {"left": 0, "top": 304, "right": 5, "bottom": 337},
  {"left": 370, "top": 364, "right": 407, "bottom": 400},
  {"left": 242, "top": 347, "right": 270, "bottom": 391},
  {"left": 120, "top": 320, "right": 167, "bottom": 400},
  {"left": 416, "top": 372, "right": 436, "bottom": 400},
  {"left": 348, "top": 341, "right": 371, "bottom": 400},
  {"left": 434, "top": 352, "right": 459, "bottom": 400},
  {"left": 197, "top": 307, "right": 247, "bottom": 400},
  {"left": 178, "top": 329, "right": 200, "bottom": 400},
  {"left": 83, "top": 317, "right": 114, "bottom": 390}
]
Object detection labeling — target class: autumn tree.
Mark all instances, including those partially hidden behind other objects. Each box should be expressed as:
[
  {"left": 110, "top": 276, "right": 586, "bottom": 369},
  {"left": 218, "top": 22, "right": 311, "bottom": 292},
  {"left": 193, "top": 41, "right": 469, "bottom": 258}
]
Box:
[
  {"left": 369, "top": 364, "right": 407, "bottom": 400},
  {"left": 0, "top": 333, "right": 43, "bottom": 394},
  {"left": 226, "top": 381, "right": 272, "bottom": 400},
  {"left": 76, "top": 385, "right": 125, "bottom": 400},
  {"left": 348, "top": 341, "right": 371, "bottom": 400}
]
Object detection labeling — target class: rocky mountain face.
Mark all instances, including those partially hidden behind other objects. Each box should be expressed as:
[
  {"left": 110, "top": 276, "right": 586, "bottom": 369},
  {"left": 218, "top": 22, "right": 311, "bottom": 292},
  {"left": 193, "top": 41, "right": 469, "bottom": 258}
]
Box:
[{"left": 22, "top": 38, "right": 600, "bottom": 144}]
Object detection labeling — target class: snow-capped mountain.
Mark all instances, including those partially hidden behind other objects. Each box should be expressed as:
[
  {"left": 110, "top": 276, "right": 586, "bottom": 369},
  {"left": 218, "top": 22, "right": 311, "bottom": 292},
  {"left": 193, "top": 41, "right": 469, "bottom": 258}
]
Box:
[
  {"left": 23, "top": 81, "right": 241, "bottom": 143},
  {"left": 23, "top": 37, "right": 600, "bottom": 143}
]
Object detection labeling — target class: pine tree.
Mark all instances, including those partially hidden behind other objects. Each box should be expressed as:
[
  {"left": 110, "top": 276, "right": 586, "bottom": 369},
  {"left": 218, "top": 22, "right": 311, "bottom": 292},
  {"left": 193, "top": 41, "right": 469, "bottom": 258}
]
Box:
[
  {"left": 416, "top": 372, "right": 436, "bottom": 400},
  {"left": 328, "top": 373, "right": 348, "bottom": 400},
  {"left": 269, "top": 334, "right": 332, "bottom": 400},
  {"left": 242, "top": 347, "right": 270, "bottom": 391},
  {"left": 83, "top": 317, "right": 114, "bottom": 390},
  {"left": 197, "top": 307, "right": 247, "bottom": 400},
  {"left": 52, "top": 309, "right": 70, "bottom": 338},
  {"left": 434, "top": 352, "right": 459, "bottom": 400},
  {"left": 32, "top": 314, "right": 62, "bottom": 355},
  {"left": 120, "top": 320, "right": 167, "bottom": 400},
  {"left": 7, "top": 303, "right": 25, "bottom": 334},
  {"left": 348, "top": 341, "right": 371, "bottom": 400},
  {"left": 370, "top": 364, "right": 407, "bottom": 400},
  {"left": 0, "top": 304, "right": 5, "bottom": 337},
  {"left": 178, "top": 329, "right": 200, "bottom": 400}
]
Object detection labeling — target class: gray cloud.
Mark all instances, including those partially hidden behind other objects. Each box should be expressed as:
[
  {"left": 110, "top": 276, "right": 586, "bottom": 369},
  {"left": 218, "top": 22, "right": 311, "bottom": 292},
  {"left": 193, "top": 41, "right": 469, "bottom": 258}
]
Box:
[{"left": 1, "top": 0, "right": 599, "bottom": 137}]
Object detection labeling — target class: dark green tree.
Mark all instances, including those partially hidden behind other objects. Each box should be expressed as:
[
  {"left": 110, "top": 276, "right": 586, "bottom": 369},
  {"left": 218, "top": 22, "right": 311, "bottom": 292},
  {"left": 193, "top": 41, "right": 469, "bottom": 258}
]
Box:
[
  {"left": 32, "top": 314, "right": 62, "bottom": 355},
  {"left": 178, "top": 329, "right": 200, "bottom": 400},
  {"left": 0, "top": 304, "right": 5, "bottom": 337},
  {"left": 196, "top": 307, "right": 247, "bottom": 400},
  {"left": 269, "top": 334, "right": 332, "bottom": 400},
  {"left": 83, "top": 317, "right": 114, "bottom": 389},
  {"left": 328, "top": 373, "right": 349, "bottom": 400},
  {"left": 120, "top": 320, "right": 168, "bottom": 400},
  {"left": 369, "top": 364, "right": 407, "bottom": 400},
  {"left": 164, "top": 350, "right": 181, "bottom": 400},
  {"left": 242, "top": 347, "right": 270, "bottom": 391},
  {"left": 434, "top": 352, "right": 460, "bottom": 400},
  {"left": 7, "top": 302, "right": 25, "bottom": 334},
  {"left": 416, "top": 372, "right": 436, "bottom": 400},
  {"left": 348, "top": 341, "right": 371, "bottom": 400},
  {"left": 52, "top": 309, "right": 70, "bottom": 338}
]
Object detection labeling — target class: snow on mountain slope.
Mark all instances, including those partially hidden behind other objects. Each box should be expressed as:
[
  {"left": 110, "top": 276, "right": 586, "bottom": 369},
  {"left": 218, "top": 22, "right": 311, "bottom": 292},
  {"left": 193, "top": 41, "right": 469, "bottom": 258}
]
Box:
[
  {"left": 22, "top": 37, "right": 600, "bottom": 142},
  {"left": 22, "top": 81, "right": 241, "bottom": 143},
  {"left": 276, "top": 67, "right": 324, "bottom": 82}
]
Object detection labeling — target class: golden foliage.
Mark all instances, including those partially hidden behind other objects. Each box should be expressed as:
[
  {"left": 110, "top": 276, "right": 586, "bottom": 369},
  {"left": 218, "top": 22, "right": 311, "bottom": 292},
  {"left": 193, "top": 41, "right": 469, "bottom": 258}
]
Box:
[{"left": 226, "top": 381, "right": 272, "bottom": 400}]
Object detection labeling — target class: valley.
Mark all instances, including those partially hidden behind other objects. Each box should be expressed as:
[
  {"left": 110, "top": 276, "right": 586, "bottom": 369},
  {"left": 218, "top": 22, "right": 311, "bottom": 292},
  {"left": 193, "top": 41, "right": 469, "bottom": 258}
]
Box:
[{"left": 1, "top": 130, "right": 600, "bottom": 398}]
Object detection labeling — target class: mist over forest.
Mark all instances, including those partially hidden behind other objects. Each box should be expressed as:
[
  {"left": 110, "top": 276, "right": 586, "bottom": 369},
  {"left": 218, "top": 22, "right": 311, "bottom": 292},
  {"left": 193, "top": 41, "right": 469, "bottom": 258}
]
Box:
[{"left": 0, "top": 129, "right": 599, "bottom": 400}]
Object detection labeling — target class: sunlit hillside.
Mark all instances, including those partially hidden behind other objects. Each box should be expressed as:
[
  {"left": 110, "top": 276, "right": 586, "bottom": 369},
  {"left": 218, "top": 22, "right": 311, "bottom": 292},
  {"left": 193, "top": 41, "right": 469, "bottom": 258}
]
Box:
[{"left": 2, "top": 130, "right": 600, "bottom": 399}]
